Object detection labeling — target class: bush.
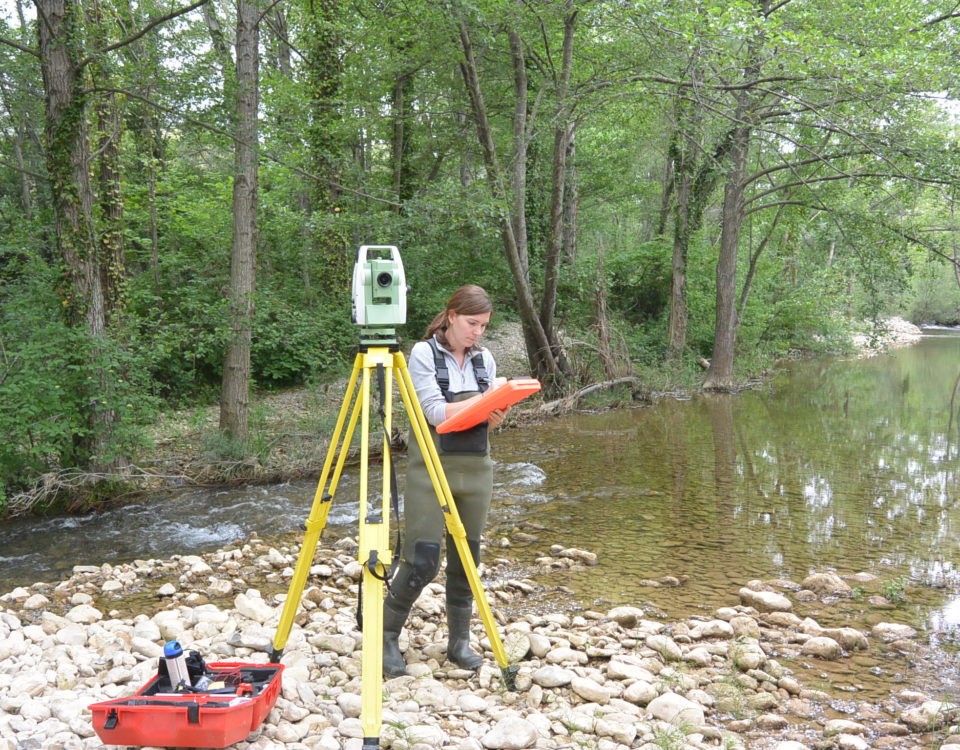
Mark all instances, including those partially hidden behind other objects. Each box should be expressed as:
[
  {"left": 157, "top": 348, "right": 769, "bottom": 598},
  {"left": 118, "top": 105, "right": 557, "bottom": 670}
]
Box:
[{"left": 0, "top": 259, "right": 159, "bottom": 506}]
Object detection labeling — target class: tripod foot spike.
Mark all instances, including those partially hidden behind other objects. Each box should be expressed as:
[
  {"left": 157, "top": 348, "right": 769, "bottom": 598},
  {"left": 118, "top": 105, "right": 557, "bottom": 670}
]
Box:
[
  {"left": 362, "top": 738, "right": 380, "bottom": 750},
  {"left": 501, "top": 664, "right": 520, "bottom": 692},
  {"left": 269, "top": 648, "right": 283, "bottom": 664}
]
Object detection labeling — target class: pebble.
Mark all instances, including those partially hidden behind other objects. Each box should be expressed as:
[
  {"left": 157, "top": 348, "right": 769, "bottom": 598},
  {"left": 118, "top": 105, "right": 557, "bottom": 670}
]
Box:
[{"left": 0, "top": 543, "right": 941, "bottom": 750}]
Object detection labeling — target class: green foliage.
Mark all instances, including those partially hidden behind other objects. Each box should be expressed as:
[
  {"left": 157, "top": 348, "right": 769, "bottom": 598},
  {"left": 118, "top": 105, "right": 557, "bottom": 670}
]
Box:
[
  {"left": 605, "top": 238, "right": 672, "bottom": 324},
  {"left": 6, "top": 0, "right": 960, "bottom": 504},
  {"left": 902, "top": 256, "right": 960, "bottom": 325},
  {"left": 880, "top": 575, "right": 909, "bottom": 603},
  {"left": 252, "top": 291, "right": 354, "bottom": 386},
  {"left": 0, "top": 255, "right": 158, "bottom": 503}
]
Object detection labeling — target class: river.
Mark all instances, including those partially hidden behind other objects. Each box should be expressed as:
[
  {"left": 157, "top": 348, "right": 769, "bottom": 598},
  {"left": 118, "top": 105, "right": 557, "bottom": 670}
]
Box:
[{"left": 3, "top": 328, "right": 960, "bottom": 702}]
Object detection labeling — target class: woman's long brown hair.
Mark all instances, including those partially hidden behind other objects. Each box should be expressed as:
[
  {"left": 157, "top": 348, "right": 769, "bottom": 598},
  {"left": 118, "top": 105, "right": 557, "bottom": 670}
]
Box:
[{"left": 423, "top": 285, "right": 493, "bottom": 348}]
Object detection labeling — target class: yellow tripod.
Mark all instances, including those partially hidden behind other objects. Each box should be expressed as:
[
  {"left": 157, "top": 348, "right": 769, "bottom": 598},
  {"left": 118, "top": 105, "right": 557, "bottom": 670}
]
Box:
[{"left": 270, "top": 344, "right": 518, "bottom": 750}]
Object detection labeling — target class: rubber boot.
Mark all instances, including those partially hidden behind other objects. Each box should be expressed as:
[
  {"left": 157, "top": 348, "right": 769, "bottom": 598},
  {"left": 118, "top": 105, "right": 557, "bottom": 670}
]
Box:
[
  {"left": 446, "top": 601, "right": 483, "bottom": 669},
  {"left": 383, "top": 597, "right": 411, "bottom": 678},
  {"left": 382, "top": 562, "right": 427, "bottom": 678},
  {"left": 445, "top": 536, "right": 483, "bottom": 670}
]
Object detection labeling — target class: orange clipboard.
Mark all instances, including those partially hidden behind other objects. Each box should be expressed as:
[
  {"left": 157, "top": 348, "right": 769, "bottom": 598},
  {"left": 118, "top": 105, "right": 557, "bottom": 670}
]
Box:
[{"left": 436, "top": 378, "right": 541, "bottom": 433}]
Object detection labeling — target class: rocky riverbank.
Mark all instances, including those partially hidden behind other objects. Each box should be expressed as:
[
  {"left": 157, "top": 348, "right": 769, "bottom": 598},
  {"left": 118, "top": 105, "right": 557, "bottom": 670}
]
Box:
[
  {"left": 1, "top": 537, "right": 957, "bottom": 750},
  {"left": 850, "top": 317, "right": 923, "bottom": 357}
]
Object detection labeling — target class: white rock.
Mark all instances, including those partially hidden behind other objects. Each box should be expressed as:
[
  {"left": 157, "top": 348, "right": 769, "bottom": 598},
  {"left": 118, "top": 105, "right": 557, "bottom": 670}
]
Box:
[
  {"left": 544, "top": 646, "right": 587, "bottom": 665},
  {"left": 684, "top": 646, "right": 713, "bottom": 666},
  {"left": 65, "top": 604, "right": 103, "bottom": 624},
  {"left": 481, "top": 716, "right": 538, "bottom": 749},
  {"left": 645, "top": 634, "right": 682, "bottom": 661},
  {"left": 872, "top": 622, "right": 917, "bottom": 641},
  {"left": 900, "top": 700, "right": 960, "bottom": 730},
  {"left": 836, "top": 734, "right": 870, "bottom": 750},
  {"left": 738, "top": 587, "right": 792, "bottom": 612},
  {"left": 800, "top": 636, "right": 842, "bottom": 660},
  {"left": 11, "top": 672, "right": 47, "bottom": 697},
  {"left": 406, "top": 724, "right": 447, "bottom": 745},
  {"left": 130, "top": 636, "right": 164, "bottom": 658},
  {"left": 606, "top": 659, "right": 656, "bottom": 682},
  {"left": 824, "top": 719, "right": 868, "bottom": 736},
  {"left": 801, "top": 572, "right": 852, "bottom": 597},
  {"left": 570, "top": 676, "right": 611, "bottom": 703},
  {"left": 596, "top": 717, "right": 637, "bottom": 745},
  {"left": 337, "top": 693, "right": 362, "bottom": 718},
  {"left": 531, "top": 665, "right": 574, "bottom": 687},
  {"left": 607, "top": 606, "right": 645, "bottom": 627},
  {"left": 23, "top": 594, "right": 50, "bottom": 610},
  {"left": 132, "top": 620, "right": 163, "bottom": 641},
  {"left": 623, "top": 680, "right": 658, "bottom": 706},
  {"left": 646, "top": 692, "right": 705, "bottom": 728},
  {"left": 234, "top": 592, "right": 277, "bottom": 624},
  {"left": 695, "top": 619, "right": 735, "bottom": 639},
  {"left": 458, "top": 693, "right": 489, "bottom": 712}
]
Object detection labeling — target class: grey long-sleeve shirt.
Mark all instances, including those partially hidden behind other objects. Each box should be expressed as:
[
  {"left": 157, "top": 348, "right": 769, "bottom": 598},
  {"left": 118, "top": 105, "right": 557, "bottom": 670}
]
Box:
[{"left": 408, "top": 336, "right": 497, "bottom": 427}]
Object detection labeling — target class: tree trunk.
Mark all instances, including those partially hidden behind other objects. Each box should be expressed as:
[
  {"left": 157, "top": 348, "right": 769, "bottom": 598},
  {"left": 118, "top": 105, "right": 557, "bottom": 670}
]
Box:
[
  {"left": 561, "top": 129, "right": 578, "bottom": 264},
  {"left": 456, "top": 18, "right": 562, "bottom": 389},
  {"left": 594, "top": 239, "right": 617, "bottom": 379},
  {"left": 703, "top": 121, "right": 751, "bottom": 390},
  {"left": 508, "top": 30, "right": 529, "bottom": 278},
  {"left": 304, "top": 0, "right": 349, "bottom": 295},
  {"left": 86, "top": 0, "right": 126, "bottom": 323},
  {"left": 37, "top": 0, "right": 122, "bottom": 471},
  {"left": 219, "top": 0, "right": 260, "bottom": 440},
  {"left": 390, "top": 63, "right": 416, "bottom": 210},
  {"left": 738, "top": 203, "right": 785, "bottom": 315},
  {"left": 666, "top": 144, "right": 691, "bottom": 358},
  {"left": 540, "top": 3, "right": 576, "bottom": 366}
]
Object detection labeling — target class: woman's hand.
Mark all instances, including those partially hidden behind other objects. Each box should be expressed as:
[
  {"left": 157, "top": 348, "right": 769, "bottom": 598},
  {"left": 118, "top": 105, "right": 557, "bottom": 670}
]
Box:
[{"left": 487, "top": 406, "right": 509, "bottom": 429}]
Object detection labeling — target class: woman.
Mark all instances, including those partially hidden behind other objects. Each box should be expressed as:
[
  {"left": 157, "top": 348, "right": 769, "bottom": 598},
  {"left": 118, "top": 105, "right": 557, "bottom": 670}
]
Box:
[{"left": 383, "top": 285, "right": 508, "bottom": 677}]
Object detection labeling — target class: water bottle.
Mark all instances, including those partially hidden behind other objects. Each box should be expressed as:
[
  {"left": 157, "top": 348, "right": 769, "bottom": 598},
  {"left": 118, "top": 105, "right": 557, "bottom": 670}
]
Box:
[{"left": 163, "top": 641, "right": 190, "bottom": 690}]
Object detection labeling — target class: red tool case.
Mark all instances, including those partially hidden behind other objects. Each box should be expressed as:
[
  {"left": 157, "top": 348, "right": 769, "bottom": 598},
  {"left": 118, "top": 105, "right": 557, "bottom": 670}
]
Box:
[{"left": 88, "top": 662, "right": 284, "bottom": 748}]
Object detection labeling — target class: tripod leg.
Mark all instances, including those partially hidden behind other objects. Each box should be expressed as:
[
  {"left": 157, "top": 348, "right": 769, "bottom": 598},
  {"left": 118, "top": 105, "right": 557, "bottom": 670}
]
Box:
[
  {"left": 270, "top": 355, "right": 364, "bottom": 662},
  {"left": 357, "top": 349, "right": 396, "bottom": 746},
  {"left": 394, "top": 353, "right": 519, "bottom": 690}
]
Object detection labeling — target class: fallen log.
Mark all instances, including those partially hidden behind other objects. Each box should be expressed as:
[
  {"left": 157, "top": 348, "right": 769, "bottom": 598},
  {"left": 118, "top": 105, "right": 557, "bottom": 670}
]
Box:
[{"left": 535, "top": 377, "right": 644, "bottom": 416}]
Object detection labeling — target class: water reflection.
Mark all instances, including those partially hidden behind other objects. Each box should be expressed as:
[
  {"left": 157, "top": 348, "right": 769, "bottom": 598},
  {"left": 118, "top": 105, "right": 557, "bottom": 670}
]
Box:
[{"left": 490, "top": 329, "right": 960, "bottom": 624}]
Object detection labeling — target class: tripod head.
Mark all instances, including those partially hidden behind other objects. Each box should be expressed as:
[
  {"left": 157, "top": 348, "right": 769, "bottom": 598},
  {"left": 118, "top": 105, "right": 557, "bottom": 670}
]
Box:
[{"left": 352, "top": 245, "right": 407, "bottom": 348}]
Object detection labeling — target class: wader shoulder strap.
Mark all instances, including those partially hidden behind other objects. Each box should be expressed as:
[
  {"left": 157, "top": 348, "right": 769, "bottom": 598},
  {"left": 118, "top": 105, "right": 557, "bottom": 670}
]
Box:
[
  {"left": 472, "top": 352, "right": 490, "bottom": 393},
  {"left": 427, "top": 338, "right": 452, "bottom": 402},
  {"left": 428, "top": 337, "right": 490, "bottom": 396}
]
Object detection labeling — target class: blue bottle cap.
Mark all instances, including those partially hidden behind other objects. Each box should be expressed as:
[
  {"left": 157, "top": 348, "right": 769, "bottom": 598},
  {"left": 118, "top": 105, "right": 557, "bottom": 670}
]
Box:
[{"left": 163, "top": 641, "right": 183, "bottom": 658}]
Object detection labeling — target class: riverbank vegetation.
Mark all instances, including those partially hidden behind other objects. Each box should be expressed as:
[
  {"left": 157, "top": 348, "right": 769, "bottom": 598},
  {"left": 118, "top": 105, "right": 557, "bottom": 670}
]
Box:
[{"left": 2, "top": 1, "right": 960, "bottom": 514}]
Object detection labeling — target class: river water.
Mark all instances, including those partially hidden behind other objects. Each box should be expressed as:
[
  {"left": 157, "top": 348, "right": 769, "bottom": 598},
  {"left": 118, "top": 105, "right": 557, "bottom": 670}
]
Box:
[{"left": 3, "top": 328, "right": 960, "bottom": 701}]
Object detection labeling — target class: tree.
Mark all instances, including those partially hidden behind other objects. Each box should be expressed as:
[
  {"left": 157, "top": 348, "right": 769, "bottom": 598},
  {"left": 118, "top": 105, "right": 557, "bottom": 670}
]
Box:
[
  {"left": 219, "top": 0, "right": 260, "bottom": 440},
  {"left": 454, "top": 2, "right": 577, "bottom": 392}
]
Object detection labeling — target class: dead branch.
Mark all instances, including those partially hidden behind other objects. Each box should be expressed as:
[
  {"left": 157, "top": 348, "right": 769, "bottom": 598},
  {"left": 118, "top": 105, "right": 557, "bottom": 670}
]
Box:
[{"left": 535, "top": 376, "right": 643, "bottom": 416}]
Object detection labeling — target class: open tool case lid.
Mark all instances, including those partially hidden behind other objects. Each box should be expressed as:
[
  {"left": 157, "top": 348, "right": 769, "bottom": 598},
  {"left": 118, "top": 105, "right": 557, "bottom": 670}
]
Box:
[
  {"left": 88, "top": 662, "right": 284, "bottom": 749},
  {"left": 436, "top": 378, "right": 541, "bottom": 433}
]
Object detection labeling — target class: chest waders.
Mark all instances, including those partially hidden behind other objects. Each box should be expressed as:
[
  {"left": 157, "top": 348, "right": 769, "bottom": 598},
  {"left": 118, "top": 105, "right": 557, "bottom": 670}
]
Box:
[{"left": 382, "top": 342, "right": 494, "bottom": 677}]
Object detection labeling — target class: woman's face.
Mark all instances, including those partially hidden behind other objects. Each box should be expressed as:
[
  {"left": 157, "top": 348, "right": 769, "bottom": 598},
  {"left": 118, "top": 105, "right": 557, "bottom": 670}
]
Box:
[{"left": 446, "top": 310, "right": 491, "bottom": 352}]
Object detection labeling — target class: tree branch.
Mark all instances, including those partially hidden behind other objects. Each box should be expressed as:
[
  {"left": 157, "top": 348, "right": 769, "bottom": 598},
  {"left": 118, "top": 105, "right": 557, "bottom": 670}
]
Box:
[
  {"left": 79, "top": 0, "right": 210, "bottom": 67},
  {"left": 0, "top": 35, "right": 38, "bottom": 57},
  {"left": 91, "top": 86, "right": 402, "bottom": 207}
]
